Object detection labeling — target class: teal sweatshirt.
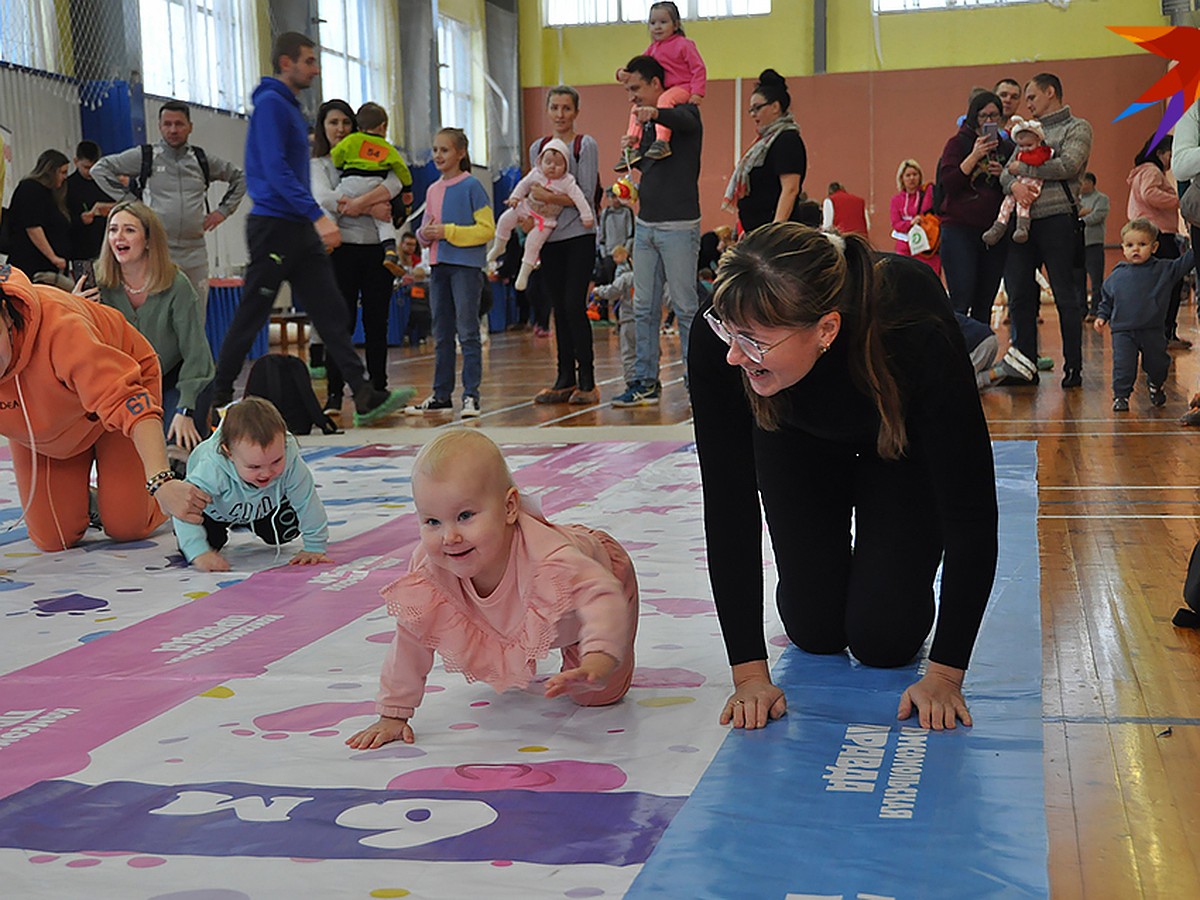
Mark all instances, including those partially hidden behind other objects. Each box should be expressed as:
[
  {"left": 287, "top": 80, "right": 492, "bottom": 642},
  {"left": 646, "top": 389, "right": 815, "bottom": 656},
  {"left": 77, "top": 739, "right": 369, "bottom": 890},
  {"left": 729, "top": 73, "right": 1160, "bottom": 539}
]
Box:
[{"left": 173, "top": 421, "right": 328, "bottom": 561}]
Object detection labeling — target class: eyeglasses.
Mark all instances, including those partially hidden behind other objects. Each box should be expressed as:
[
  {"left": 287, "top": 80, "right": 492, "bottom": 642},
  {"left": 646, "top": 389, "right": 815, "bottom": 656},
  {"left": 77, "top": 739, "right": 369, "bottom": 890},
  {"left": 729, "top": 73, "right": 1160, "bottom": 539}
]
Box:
[
  {"left": 704, "top": 308, "right": 800, "bottom": 365},
  {"left": 977, "top": 112, "right": 1002, "bottom": 122},
  {"left": 748, "top": 102, "right": 770, "bottom": 116}
]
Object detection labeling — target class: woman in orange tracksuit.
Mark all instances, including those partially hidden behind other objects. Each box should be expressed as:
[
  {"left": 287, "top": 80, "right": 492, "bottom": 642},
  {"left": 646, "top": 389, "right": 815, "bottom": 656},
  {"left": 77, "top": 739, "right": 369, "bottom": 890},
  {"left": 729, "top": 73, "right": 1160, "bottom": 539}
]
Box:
[{"left": 0, "top": 264, "right": 209, "bottom": 551}]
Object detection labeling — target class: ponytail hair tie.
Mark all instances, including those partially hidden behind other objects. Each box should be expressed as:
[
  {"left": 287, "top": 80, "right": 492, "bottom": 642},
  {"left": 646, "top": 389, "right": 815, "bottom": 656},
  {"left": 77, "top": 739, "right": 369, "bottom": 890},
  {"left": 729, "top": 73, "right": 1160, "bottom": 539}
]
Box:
[{"left": 822, "top": 230, "right": 846, "bottom": 254}]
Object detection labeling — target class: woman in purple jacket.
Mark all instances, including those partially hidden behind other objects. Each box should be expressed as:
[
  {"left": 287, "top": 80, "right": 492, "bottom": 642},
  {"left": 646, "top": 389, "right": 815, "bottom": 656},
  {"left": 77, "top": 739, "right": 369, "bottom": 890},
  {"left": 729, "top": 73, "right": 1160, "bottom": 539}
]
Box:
[{"left": 937, "top": 91, "right": 1016, "bottom": 323}]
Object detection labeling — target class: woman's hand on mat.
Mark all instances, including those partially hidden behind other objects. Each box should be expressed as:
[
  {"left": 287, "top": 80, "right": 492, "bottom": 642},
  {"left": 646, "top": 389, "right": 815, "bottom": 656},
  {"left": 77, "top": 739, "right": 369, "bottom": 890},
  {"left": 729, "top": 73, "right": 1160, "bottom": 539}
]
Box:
[
  {"left": 897, "top": 662, "right": 972, "bottom": 730},
  {"left": 544, "top": 651, "right": 617, "bottom": 698},
  {"left": 192, "top": 550, "right": 230, "bottom": 573},
  {"left": 346, "top": 716, "right": 414, "bottom": 749},
  {"left": 722, "top": 660, "right": 787, "bottom": 729},
  {"left": 154, "top": 479, "right": 210, "bottom": 524},
  {"left": 289, "top": 550, "right": 333, "bottom": 566}
]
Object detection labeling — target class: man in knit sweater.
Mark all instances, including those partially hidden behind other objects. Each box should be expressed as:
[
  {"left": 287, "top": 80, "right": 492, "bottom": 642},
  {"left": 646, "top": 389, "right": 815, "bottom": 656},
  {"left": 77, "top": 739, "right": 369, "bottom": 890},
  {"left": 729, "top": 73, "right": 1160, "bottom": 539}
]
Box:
[{"left": 999, "top": 72, "right": 1093, "bottom": 388}]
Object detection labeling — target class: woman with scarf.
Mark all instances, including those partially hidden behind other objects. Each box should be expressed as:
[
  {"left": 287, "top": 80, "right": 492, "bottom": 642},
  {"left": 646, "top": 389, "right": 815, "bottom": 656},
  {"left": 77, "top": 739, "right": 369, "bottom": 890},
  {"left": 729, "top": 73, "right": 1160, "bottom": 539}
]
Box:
[{"left": 724, "top": 69, "right": 807, "bottom": 235}]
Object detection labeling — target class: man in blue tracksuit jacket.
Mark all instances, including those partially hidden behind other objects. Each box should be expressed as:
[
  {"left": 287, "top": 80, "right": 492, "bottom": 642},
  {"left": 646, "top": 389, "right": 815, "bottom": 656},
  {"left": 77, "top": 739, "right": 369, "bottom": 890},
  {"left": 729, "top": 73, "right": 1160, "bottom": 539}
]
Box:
[{"left": 210, "top": 32, "right": 411, "bottom": 427}]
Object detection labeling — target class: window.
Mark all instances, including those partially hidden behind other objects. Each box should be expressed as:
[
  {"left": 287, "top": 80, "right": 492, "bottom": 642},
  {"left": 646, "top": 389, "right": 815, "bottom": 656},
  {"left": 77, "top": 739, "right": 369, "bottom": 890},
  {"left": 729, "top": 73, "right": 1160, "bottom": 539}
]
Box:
[
  {"left": 139, "top": 0, "right": 255, "bottom": 113},
  {"left": 874, "top": 0, "right": 1039, "bottom": 11},
  {"left": 0, "top": 0, "right": 65, "bottom": 72},
  {"left": 438, "top": 13, "right": 487, "bottom": 165},
  {"left": 544, "top": 0, "right": 769, "bottom": 27},
  {"left": 318, "top": 0, "right": 387, "bottom": 111}
]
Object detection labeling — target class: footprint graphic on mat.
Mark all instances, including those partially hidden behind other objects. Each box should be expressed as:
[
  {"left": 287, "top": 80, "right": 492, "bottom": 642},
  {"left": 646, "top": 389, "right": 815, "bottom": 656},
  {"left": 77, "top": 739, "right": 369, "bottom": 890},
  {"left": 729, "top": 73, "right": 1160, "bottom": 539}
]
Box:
[{"left": 223, "top": 700, "right": 379, "bottom": 741}]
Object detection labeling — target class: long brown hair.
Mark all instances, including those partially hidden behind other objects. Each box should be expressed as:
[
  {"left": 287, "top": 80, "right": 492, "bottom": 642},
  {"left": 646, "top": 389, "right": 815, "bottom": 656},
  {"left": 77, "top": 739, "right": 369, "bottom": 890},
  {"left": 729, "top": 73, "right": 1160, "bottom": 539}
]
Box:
[
  {"left": 26, "top": 149, "right": 70, "bottom": 219},
  {"left": 713, "top": 222, "right": 908, "bottom": 459},
  {"left": 95, "top": 201, "right": 178, "bottom": 295}
]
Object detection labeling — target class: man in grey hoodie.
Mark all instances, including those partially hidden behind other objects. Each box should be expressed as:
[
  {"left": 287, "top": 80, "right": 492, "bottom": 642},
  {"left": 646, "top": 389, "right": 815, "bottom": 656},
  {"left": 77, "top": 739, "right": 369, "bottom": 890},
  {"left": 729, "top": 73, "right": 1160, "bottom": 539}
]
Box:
[
  {"left": 92, "top": 100, "right": 246, "bottom": 327},
  {"left": 999, "top": 72, "right": 1092, "bottom": 389},
  {"left": 1076, "top": 172, "right": 1109, "bottom": 320}
]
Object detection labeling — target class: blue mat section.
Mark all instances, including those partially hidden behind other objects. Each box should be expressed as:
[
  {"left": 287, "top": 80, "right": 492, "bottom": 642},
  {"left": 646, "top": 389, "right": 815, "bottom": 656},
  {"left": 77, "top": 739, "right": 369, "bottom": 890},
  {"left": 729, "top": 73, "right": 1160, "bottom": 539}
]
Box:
[{"left": 628, "top": 441, "right": 1046, "bottom": 899}]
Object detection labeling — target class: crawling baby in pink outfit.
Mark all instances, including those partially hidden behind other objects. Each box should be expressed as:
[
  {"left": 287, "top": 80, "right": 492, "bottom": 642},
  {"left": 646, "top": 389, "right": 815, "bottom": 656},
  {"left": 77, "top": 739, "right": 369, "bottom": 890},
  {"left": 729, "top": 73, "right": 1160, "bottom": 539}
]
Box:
[
  {"left": 347, "top": 429, "right": 638, "bottom": 748},
  {"left": 486, "top": 137, "right": 595, "bottom": 291}
]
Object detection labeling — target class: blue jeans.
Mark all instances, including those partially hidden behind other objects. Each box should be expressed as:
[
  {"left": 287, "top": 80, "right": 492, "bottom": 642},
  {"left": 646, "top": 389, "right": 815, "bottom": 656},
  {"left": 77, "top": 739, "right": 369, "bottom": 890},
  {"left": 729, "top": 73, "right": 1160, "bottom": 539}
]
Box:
[
  {"left": 429, "top": 263, "right": 483, "bottom": 401},
  {"left": 632, "top": 221, "right": 700, "bottom": 385},
  {"left": 940, "top": 222, "right": 1008, "bottom": 323}
]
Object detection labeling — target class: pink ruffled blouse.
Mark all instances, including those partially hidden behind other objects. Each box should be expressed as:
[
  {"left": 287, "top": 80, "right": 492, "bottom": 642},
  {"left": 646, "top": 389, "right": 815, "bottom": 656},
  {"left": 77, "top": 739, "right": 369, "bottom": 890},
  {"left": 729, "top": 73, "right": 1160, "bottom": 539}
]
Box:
[{"left": 375, "top": 511, "right": 637, "bottom": 719}]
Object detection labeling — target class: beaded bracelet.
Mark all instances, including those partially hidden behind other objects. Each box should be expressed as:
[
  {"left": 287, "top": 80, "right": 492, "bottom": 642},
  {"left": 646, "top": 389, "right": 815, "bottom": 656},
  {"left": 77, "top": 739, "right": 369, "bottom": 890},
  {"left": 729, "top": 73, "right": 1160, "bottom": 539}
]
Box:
[{"left": 146, "top": 469, "right": 177, "bottom": 496}]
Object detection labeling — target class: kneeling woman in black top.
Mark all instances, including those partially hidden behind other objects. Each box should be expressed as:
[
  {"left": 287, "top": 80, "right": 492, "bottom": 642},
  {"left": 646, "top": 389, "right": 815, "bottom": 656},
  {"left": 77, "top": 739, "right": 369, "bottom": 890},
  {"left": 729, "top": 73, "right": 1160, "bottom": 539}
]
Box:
[{"left": 690, "top": 223, "right": 997, "bottom": 732}]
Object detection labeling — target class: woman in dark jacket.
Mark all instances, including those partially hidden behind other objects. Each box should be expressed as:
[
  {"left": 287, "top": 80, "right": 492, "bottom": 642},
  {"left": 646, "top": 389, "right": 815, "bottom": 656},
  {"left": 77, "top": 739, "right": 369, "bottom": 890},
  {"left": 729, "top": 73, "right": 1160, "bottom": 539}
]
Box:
[
  {"left": 7, "top": 150, "right": 72, "bottom": 283},
  {"left": 937, "top": 92, "right": 1015, "bottom": 323}
]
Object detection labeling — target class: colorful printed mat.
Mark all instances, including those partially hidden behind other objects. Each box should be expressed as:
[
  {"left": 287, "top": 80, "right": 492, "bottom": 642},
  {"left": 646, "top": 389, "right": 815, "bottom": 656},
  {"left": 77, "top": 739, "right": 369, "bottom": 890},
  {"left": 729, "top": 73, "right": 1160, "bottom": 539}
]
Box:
[{"left": 0, "top": 439, "right": 1045, "bottom": 898}]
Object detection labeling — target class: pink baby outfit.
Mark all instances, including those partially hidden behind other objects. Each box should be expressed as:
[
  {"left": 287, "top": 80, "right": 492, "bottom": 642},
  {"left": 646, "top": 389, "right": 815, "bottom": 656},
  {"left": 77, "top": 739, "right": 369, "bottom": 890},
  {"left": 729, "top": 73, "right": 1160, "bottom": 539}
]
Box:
[
  {"left": 490, "top": 138, "right": 595, "bottom": 290},
  {"left": 375, "top": 509, "right": 639, "bottom": 720},
  {"left": 625, "top": 32, "right": 707, "bottom": 144}
]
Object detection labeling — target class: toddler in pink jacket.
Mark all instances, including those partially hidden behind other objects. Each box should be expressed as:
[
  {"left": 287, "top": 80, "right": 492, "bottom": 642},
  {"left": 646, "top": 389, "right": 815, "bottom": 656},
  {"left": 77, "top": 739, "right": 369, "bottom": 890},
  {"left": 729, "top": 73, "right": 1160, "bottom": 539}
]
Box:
[
  {"left": 347, "top": 429, "right": 639, "bottom": 749},
  {"left": 487, "top": 139, "right": 594, "bottom": 291}
]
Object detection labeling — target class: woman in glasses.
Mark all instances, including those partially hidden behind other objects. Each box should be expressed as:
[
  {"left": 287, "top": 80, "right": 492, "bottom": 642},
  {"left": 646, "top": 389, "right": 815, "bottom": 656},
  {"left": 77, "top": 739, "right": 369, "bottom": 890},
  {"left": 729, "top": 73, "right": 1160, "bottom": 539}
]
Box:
[
  {"left": 689, "top": 222, "right": 997, "bottom": 733},
  {"left": 722, "top": 69, "right": 806, "bottom": 234}
]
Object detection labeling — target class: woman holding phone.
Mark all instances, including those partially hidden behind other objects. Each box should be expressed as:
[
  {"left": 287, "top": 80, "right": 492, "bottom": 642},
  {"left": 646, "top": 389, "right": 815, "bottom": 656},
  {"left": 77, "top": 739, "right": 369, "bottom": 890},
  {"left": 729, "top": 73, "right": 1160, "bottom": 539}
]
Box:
[{"left": 936, "top": 91, "right": 1015, "bottom": 323}]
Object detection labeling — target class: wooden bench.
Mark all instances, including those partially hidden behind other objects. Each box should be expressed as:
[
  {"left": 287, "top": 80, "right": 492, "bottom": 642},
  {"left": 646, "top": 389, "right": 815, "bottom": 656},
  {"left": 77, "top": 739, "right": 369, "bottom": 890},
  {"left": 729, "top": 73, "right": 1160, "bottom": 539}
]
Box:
[{"left": 270, "top": 311, "right": 309, "bottom": 355}]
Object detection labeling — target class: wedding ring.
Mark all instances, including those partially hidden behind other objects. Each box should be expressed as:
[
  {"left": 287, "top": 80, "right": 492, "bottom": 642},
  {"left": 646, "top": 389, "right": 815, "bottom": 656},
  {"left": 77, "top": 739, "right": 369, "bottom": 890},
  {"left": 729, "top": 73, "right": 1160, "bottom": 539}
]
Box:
[{"left": 733, "top": 699, "right": 745, "bottom": 705}]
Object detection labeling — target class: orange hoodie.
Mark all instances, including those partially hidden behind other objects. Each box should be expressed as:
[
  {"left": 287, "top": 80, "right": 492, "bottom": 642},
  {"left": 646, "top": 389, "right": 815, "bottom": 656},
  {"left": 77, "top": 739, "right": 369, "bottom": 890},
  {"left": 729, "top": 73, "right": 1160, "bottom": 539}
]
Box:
[{"left": 0, "top": 265, "right": 163, "bottom": 460}]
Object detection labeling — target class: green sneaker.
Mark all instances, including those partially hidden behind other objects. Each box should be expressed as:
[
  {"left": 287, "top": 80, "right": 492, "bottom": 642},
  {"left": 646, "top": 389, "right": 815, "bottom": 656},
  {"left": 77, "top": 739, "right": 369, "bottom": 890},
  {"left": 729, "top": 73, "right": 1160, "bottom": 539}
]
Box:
[
  {"left": 353, "top": 386, "right": 416, "bottom": 426},
  {"left": 1036, "top": 356, "right": 1053, "bottom": 371}
]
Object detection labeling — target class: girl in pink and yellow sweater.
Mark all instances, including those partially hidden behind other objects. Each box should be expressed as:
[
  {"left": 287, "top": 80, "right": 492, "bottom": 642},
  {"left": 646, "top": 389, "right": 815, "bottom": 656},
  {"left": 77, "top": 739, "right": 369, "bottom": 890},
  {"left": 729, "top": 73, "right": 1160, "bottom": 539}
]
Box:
[{"left": 347, "top": 430, "right": 639, "bottom": 748}]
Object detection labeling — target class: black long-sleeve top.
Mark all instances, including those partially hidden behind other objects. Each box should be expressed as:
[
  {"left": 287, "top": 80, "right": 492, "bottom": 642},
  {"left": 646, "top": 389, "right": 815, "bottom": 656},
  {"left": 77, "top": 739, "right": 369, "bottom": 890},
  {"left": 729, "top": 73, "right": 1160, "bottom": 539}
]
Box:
[
  {"left": 634, "top": 105, "right": 702, "bottom": 223},
  {"left": 690, "top": 255, "right": 998, "bottom": 671}
]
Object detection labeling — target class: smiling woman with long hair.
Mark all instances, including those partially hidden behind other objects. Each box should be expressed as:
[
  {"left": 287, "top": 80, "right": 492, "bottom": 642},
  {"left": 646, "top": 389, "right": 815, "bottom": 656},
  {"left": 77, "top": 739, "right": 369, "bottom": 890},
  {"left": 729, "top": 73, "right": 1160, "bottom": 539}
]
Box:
[
  {"left": 689, "top": 222, "right": 998, "bottom": 734},
  {"left": 95, "top": 200, "right": 214, "bottom": 452}
]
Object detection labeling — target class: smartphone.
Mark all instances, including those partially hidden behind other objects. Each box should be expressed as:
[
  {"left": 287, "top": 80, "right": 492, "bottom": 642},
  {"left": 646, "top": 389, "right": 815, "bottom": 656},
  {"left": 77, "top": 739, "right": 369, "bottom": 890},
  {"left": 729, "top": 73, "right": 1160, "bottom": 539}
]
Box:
[
  {"left": 981, "top": 122, "right": 1000, "bottom": 142},
  {"left": 72, "top": 259, "right": 96, "bottom": 291}
]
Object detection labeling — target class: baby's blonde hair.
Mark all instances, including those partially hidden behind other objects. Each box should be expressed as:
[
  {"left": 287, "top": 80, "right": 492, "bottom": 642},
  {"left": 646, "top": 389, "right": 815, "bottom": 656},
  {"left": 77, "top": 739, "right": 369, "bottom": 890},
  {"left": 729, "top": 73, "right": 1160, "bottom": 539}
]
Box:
[{"left": 413, "top": 429, "right": 515, "bottom": 491}]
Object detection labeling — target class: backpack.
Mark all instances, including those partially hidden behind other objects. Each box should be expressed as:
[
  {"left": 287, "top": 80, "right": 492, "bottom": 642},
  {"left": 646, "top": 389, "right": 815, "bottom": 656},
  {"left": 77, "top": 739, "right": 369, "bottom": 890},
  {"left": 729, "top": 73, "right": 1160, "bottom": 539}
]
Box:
[
  {"left": 130, "top": 144, "right": 212, "bottom": 211},
  {"left": 244, "top": 354, "right": 340, "bottom": 436},
  {"left": 535, "top": 134, "right": 603, "bottom": 212}
]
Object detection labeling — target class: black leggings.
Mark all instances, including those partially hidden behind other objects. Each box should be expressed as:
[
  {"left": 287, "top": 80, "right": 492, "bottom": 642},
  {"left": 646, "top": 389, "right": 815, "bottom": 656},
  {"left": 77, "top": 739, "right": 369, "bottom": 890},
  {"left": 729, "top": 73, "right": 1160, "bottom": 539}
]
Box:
[
  {"left": 329, "top": 242, "right": 394, "bottom": 397},
  {"left": 538, "top": 233, "right": 597, "bottom": 391},
  {"left": 202, "top": 498, "right": 301, "bottom": 550},
  {"left": 754, "top": 425, "right": 944, "bottom": 668},
  {"left": 1154, "top": 234, "right": 1186, "bottom": 339}
]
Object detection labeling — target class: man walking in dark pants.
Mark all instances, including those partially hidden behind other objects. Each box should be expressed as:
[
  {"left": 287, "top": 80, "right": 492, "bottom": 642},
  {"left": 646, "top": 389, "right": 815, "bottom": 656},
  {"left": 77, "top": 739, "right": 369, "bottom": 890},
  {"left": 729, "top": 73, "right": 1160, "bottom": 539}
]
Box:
[
  {"left": 999, "top": 72, "right": 1092, "bottom": 388},
  {"left": 210, "top": 32, "right": 411, "bottom": 426}
]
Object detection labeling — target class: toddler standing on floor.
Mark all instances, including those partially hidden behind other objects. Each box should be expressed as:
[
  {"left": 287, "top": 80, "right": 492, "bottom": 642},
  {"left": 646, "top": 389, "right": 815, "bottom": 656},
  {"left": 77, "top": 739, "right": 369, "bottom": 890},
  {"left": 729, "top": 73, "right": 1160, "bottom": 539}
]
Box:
[
  {"left": 487, "top": 139, "right": 594, "bottom": 291},
  {"left": 614, "top": 1, "right": 706, "bottom": 168},
  {"left": 346, "top": 430, "right": 639, "bottom": 748},
  {"left": 329, "top": 102, "right": 414, "bottom": 274},
  {"left": 983, "top": 117, "right": 1053, "bottom": 245},
  {"left": 1094, "top": 218, "right": 1194, "bottom": 412},
  {"left": 173, "top": 397, "right": 332, "bottom": 572},
  {"left": 406, "top": 128, "right": 495, "bottom": 420}
]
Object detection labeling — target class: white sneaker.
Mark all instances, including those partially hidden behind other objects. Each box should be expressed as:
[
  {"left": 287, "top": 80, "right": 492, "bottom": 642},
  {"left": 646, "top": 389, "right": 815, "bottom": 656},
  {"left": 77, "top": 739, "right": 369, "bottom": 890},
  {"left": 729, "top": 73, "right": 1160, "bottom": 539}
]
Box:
[{"left": 461, "top": 396, "right": 481, "bottom": 418}]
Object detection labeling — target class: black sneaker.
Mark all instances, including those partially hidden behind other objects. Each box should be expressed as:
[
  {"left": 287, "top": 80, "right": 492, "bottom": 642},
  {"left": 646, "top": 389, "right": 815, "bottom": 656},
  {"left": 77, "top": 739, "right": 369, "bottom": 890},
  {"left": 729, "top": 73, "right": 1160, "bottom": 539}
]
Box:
[
  {"left": 404, "top": 395, "right": 453, "bottom": 415},
  {"left": 1149, "top": 382, "right": 1167, "bottom": 407},
  {"left": 353, "top": 385, "right": 416, "bottom": 426},
  {"left": 1112, "top": 396, "right": 1130, "bottom": 412},
  {"left": 1061, "top": 369, "right": 1082, "bottom": 389},
  {"left": 613, "top": 149, "right": 641, "bottom": 172},
  {"left": 643, "top": 139, "right": 672, "bottom": 161}
]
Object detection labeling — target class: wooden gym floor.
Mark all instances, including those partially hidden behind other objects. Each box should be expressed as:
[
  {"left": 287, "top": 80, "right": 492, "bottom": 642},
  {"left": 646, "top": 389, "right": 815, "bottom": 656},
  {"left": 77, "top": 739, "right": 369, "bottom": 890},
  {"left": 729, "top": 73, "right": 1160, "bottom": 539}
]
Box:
[{"left": 300, "top": 296, "right": 1200, "bottom": 898}]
